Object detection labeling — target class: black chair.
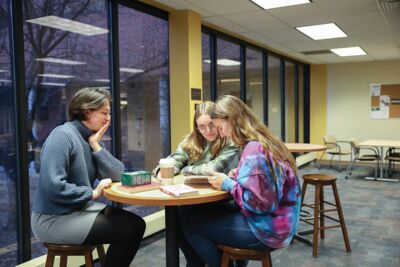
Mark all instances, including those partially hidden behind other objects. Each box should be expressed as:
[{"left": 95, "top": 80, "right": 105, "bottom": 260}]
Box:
[{"left": 385, "top": 147, "right": 400, "bottom": 176}]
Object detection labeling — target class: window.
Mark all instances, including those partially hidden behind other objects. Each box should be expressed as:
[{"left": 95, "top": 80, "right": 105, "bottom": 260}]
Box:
[
  {"left": 202, "top": 33, "right": 211, "bottom": 101},
  {"left": 246, "top": 47, "right": 264, "bottom": 121},
  {"left": 118, "top": 4, "right": 170, "bottom": 172},
  {"left": 22, "top": 0, "right": 110, "bottom": 257},
  {"left": 285, "top": 61, "right": 295, "bottom": 142},
  {"left": 0, "top": 2, "right": 17, "bottom": 266},
  {"left": 216, "top": 38, "right": 240, "bottom": 98},
  {"left": 267, "top": 55, "right": 281, "bottom": 138}
]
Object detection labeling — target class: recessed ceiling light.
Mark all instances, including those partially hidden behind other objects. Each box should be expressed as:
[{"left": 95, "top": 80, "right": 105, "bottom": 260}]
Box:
[
  {"left": 36, "top": 57, "right": 86, "bottom": 65},
  {"left": 38, "top": 73, "right": 74, "bottom": 79},
  {"left": 40, "top": 82, "right": 66, "bottom": 87},
  {"left": 250, "top": 0, "right": 311, "bottom": 10},
  {"left": 217, "top": 59, "right": 241, "bottom": 66},
  {"left": 0, "top": 70, "right": 9, "bottom": 73},
  {"left": 0, "top": 79, "right": 11, "bottom": 83},
  {"left": 26, "top": 15, "right": 108, "bottom": 36},
  {"left": 120, "top": 67, "right": 144, "bottom": 73},
  {"left": 296, "top": 23, "right": 347, "bottom": 40},
  {"left": 331, "top": 47, "right": 367, "bottom": 57},
  {"left": 220, "top": 78, "right": 240, "bottom": 83},
  {"left": 203, "top": 59, "right": 241, "bottom": 66}
]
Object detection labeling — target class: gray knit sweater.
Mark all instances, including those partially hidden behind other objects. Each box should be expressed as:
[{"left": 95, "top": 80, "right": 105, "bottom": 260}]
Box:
[{"left": 32, "top": 120, "right": 124, "bottom": 215}]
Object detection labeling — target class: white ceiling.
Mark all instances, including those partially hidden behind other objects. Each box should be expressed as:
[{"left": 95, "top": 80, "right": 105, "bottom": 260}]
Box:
[{"left": 153, "top": 0, "right": 400, "bottom": 64}]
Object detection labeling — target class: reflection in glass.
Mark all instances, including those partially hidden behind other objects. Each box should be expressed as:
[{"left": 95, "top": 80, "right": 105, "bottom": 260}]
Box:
[
  {"left": 118, "top": 5, "right": 170, "bottom": 172},
  {"left": 216, "top": 38, "right": 241, "bottom": 98},
  {"left": 202, "top": 33, "right": 211, "bottom": 101},
  {"left": 268, "top": 55, "right": 281, "bottom": 138},
  {"left": 0, "top": 2, "right": 17, "bottom": 266},
  {"left": 246, "top": 48, "right": 263, "bottom": 121},
  {"left": 285, "top": 61, "right": 295, "bottom": 143},
  {"left": 22, "top": 0, "right": 110, "bottom": 258}
]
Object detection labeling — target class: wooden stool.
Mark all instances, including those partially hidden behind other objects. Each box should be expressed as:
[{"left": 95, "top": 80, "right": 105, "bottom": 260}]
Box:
[
  {"left": 44, "top": 243, "right": 105, "bottom": 267},
  {"left": 217, "top": 244, "right": 272, "bottom": 267},
  {"left": 300, "top": 174, "right": 351, "bottom": 257}
]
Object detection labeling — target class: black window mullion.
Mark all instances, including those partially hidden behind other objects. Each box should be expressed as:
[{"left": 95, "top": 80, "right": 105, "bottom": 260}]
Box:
[
  {"left": 304, "top": 64, "right": 310, "bottom": 143},
  {"left": 108, "top": 0, "right": 121, "bottom": 160},
  {"left": 8, "top": 0, "right": 31, "bottom": 262}
]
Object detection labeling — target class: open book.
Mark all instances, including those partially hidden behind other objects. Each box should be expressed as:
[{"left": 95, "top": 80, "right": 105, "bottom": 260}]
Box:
[
  {"left": 183, "top": 175, "right": 212, "bottom": 184},
  {"left": 160, "top": 184, "right": 199, "bottom": 197}
]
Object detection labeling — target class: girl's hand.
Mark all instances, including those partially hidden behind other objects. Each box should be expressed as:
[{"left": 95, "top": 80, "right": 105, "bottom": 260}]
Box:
[
  {"left": 92, "top": 178, "right": 112, "bottom": 200},
  {"left": 89, "top": 120, "right": 110, "bottom": 152},
  {"left": 207, "top": 171, "right": 226, "bottom": 191},
  {"left": 228, "top": 168, "right": 237, "bottom": 178}
]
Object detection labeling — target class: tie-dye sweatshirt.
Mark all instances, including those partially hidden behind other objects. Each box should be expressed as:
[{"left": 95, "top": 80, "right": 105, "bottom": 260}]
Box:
[{"left": 221, "top": 141, "right": 301, "bottom": 249}]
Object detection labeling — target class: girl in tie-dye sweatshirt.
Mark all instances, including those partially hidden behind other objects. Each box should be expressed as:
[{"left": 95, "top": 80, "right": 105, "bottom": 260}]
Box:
[{"left": 182, "top": 95, "right": 301, "bottom": 267}]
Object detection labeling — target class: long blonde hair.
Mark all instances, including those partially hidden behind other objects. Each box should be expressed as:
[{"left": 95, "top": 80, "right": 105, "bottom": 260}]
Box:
[
  {"left": 182, "top": 101, "right": 227, "bottom": 161},
  {"left": 211, "top": 95, "right": 297, "bottom": 176}
]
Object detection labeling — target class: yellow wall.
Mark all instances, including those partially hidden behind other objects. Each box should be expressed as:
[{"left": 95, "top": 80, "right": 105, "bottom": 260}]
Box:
[
  {"left": 169, "top": 10, "right": 202, "bottom": 151},
  {"left": 310, "top": 64, "right": 327, "bottom": 147}
]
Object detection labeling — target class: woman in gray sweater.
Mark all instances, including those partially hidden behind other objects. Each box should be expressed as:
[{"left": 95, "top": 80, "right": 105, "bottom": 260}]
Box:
[{"left": 31, "top": 88, "right": 145, "bottom": 267}]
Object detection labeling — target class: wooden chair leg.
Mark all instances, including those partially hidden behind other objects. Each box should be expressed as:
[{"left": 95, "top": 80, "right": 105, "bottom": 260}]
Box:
[
  {"left": 45, "top": 250, "right": 56, "bottom": 267},
  {"left": 332, "top": 183, "right": 351, "bottom": 253},
  {"left": 319, "top": 186, "right": 325, "bottom": 239},
  {"left": 220, "top": 251, "right": 230, "bottom": 267},
  {"left": 60, "top": 255, "right": 67, "bottom": 267},
  {"left": 261, "top": 252, "right": 272, "bottom": 267},
  {"left": 97, "top": 245, "right": 106, "bottom": 267},
  {"left": 84, "top": 250, "right": 94, "bottom": 267},
  {"left": 313, "top": 184, "right": 320, "bottom": 258}
]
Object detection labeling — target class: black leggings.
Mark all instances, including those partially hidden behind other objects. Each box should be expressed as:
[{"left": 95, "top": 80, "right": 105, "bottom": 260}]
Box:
[{"left": 83, "top": 206, "right": 146, "bottom": 267}]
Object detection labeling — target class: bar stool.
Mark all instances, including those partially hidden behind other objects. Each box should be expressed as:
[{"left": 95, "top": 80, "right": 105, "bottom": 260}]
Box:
[
  {"left": 43, "top": 243, "right": 105, "bottom": 267},
  {"left": 217, "top": 244, "right": 273, "bottom": 267},
  {"left": 300, "top": 174, "right": 351, "bottom": 257}
]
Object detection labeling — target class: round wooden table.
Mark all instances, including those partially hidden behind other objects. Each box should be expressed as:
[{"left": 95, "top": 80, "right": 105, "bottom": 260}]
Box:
[{"left": 104, "top": 177, "right": 230, "bottom": 267}]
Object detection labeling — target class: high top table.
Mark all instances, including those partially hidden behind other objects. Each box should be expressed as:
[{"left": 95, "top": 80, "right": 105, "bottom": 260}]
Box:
[
  {"left": 104, "top": 176, "right": 230, "bottom": 267},
  {"left": 359, "top": 139, "right": 400, "bottom": 182}
]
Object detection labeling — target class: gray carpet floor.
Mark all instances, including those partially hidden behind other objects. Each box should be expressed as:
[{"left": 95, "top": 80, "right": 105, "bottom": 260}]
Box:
[{"left": 131, "top": 162, "right": 400, "bottom": 267}]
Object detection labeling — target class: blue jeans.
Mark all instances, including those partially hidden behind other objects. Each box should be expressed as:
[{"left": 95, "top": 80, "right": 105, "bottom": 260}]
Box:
[{"left": 180, "top": 201, "right": 268, "bottom": 267}]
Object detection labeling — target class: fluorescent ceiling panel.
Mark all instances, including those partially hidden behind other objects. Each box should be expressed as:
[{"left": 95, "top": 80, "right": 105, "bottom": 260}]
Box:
[
  {"left": 38, "top": 73, "right": 74, "bottom": 79},
  {"left": 331, "top": 47, "right": 367, "bottom": 57},
  {"left": 0, "top": 70, "right": 9, "bottom": 73},
  {"left": 26, "top": 15, "right": 108, "bottom": 36},
  {"left": 250, "top": 0, "right": 310, "bottom": 10},
  {"left": 40, "top": 82, "right": 66, "bottom": 87},
  {"left": 36, "top": 57, "right": 86, "bottom": 65},
  {"left": 296, "top": 23, "right": 347, "bottom": 40},
  {"left": 204, "top": 59, "right": 241, "bottom": 66},
  {"left": 120, "top": 67, "right": 144, "bottom": 73},
  {"left": 0, "top": 79, "right": 11, "bottom": 83}
]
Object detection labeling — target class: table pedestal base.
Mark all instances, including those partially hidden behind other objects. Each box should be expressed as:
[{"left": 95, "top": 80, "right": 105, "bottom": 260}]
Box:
[{"left": 365, "top": 177, "right": 398, "bottom": 182}]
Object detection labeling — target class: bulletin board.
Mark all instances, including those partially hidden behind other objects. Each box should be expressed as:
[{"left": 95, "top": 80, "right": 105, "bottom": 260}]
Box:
[{"left": 370, "top": 83, "right": 400, "bottom": 119}]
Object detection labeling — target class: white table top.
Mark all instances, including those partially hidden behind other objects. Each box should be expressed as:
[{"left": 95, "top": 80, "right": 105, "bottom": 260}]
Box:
[{"left": 358, "top": 139, "right": 400, "bottom": 148}]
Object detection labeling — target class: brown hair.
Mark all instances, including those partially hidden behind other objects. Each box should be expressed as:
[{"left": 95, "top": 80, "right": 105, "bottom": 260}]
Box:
[
  {"left": 181, "top": 101, "right": 227, "bottom": 161},
  {"left": 68, "top": 88, "right": 111, "bottom": 121},
  {"left": 211, "top": 95, "right": 297, "bottom": 177}
]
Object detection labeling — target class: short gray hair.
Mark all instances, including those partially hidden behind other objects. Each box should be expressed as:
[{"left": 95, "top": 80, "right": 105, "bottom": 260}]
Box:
[{"left": 68, "top": 88, "right": 111, "bottom": 121}]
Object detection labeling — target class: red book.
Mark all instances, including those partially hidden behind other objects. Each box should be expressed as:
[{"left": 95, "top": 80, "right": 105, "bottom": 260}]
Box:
[
  {"left": 117, "top": 182, "right": 162, "bottom": 194},
  {"left": 160, "top": 184, "right": 199, "bottom": 198}
]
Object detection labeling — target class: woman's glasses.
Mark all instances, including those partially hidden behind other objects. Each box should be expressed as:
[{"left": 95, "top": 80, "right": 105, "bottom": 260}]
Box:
[{"left": 197, "top": 123, "right": 216, "bottom": 132}]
